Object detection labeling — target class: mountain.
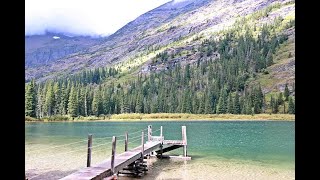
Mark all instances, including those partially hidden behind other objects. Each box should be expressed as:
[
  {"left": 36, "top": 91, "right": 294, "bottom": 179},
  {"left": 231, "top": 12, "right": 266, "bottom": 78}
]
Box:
[
  {"left": 25, "top": 0, "right": 295, "bottom": 118},
  {"left": 25, "top": 32, "right": 104, "bottom": 68},
  {"left": 26, "top": 0, "right": 294, "bottom": 83},
  {"left": 25, "top": 0, "right": 211, "bottom": 81}
]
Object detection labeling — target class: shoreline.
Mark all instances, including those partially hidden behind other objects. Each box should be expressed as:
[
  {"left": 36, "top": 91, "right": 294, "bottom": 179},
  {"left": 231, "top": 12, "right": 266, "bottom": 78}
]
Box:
[{"left": 25, "top": 113, "right": 295, "bottom": 122}]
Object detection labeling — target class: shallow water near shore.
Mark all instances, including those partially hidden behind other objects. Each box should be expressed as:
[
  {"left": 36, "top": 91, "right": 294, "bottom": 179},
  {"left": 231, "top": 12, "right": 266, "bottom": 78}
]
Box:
[{"left": 25, "top": 121, "right": 294, "bottom": 179}]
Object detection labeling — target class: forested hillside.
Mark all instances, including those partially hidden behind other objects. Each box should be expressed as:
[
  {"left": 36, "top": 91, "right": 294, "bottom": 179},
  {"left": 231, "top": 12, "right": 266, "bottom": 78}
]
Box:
[{"left": 25, "top": 0, "right": 295, "bottom": 120}]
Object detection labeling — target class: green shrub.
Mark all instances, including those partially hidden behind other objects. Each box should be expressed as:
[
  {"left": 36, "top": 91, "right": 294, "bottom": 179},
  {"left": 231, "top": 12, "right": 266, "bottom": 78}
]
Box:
[
  {"left": 43, "top": 115, "right": 69, "bottom": 121},
  {"left": 25, "top": 116, "right": 41, "bottom": 121}
]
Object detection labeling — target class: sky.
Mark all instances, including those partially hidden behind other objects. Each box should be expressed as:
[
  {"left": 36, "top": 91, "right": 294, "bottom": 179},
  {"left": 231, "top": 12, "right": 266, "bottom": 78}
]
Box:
[{"left": 25, "top": 0, "right": 177, "bottom": 37}]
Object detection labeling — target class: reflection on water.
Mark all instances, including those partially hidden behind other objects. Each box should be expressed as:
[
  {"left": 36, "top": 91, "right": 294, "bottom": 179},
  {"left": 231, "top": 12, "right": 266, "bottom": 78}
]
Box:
[{"left": 25, "top": 121, "right": 295, "bottom": 180}]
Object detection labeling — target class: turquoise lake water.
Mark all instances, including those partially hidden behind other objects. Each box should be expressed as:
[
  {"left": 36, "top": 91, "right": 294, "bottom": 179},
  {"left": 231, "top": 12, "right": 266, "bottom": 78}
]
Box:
[{"left": 25, "top": 121, "right": 295, "bottom": 179}]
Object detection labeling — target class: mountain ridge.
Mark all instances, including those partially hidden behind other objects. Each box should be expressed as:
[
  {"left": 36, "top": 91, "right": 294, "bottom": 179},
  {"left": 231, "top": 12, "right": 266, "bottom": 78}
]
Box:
[
  {"left": 25, "top": 32, "right": 105, "bottom": 69},
  {"left": 27, "top": 0, "right": 279, "bottom": 81},
  {"left": 24, "top": 0, "right": 295, "bottom": 93}
]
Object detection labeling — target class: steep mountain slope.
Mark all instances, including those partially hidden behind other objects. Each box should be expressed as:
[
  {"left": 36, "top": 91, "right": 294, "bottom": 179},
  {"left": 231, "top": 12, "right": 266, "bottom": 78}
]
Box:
[
  {"left": 25, "top": 0, "right": 292, "bottom": 82},
  {"left": 25, "top": 32, "right": 103, "bottom": 68},
  {"left": 25, "top": 0, "right": 211, "bottom": 81},
  {"left": 25, "top": 0, "right": 295, "bottom": 118},
  {"left": 249, "top": 27, "right": 295, "bottom": 94}
]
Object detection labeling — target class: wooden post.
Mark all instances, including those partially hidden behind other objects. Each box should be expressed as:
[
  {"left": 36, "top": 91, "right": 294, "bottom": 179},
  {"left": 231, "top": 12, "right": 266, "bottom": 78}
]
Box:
[
  {"left": 141, "top": 131, "right": 144, "bottom": 157},
  {"left": 159, "top": 143, "right": 163, "bottom": 159},
  {"left": 160, "top": 126, "right": 163, "bottom": 158},
  {"left": 182, "top": 126, "right": 187, "bottom": 157},
  {"left": 87, "top": 134, "right": 92, "bottom": 167},
  {"left": 125, "top": 132, "right": 128, "bottom": 152},
  {"left": 111, "top": 136, "right": 116, "bottom": 175},
  {"left": 148, "top": 125, "right": 152, "bottom": 142}
]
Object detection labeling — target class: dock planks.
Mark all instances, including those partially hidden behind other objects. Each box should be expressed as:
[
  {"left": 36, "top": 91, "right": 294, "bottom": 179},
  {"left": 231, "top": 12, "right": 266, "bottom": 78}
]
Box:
[
  {"left": 60, "top": 141, "right": 161, "bottom": 180},
  {"left": 58, "top": 125, "right": 189, "bottom": 180}
]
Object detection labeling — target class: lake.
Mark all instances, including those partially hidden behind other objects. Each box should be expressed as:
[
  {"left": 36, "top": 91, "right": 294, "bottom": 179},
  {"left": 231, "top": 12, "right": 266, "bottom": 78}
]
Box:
[{"left": 25, "top": 121, "right": 295, "bottom": 180}]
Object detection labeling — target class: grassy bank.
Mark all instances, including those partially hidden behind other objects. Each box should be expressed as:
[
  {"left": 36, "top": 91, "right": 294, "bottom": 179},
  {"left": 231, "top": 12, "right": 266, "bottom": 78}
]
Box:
[
  {"left": 25, "top": 113, "right": 294, "bottom": 122},
  {"left": 108, "top": 113, "right": 294, "bottom": 121}
]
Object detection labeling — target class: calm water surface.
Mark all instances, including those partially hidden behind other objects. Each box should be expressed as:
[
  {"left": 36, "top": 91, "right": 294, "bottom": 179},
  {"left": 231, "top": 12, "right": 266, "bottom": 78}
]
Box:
[{"left": 25, "top": 121, "right": 295, "bottom": 180}]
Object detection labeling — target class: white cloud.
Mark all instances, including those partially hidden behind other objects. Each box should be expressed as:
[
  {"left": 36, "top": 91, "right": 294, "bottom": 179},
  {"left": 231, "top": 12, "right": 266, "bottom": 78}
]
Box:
[
  {"left": 52, "top": 36, "right": 60, "bottom": 39},
  {"left": 25, "top": 0, "right": 171, "bottom": 37}
]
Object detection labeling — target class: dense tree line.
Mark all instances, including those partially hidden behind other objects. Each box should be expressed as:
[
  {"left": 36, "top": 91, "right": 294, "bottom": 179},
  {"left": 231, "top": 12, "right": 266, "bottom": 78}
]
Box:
[{"left": 25, "top": 16, "right": 295, "bottom": 118}]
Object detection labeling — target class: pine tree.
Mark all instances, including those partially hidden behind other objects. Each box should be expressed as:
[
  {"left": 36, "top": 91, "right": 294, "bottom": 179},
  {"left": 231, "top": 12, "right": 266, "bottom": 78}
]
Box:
[
  {"left": 59, "top": 83, "right": 67, "bottom": 115},
  {"left": 187, "top": 90, "right": 193, "bottom": 113},
  {"left": 273, "top": 99, "right": 279, "bottom": 113},
  {"left": 184, "top": 64, "right": 191, "bottom": 84},
  {"left": 84, "top": 86, "right": 89, "bottom": 116},
  {"left": 78, "top": 86, "right": 86, "bottom": 116},
  {"left": 278, "top": 92, "right": 284, "bottom": 105},
  {"left": 204, "top": 97, "right": 212, "bottom": 114},
  {"left": 182, "top": 90, "right": 192, "bottom": 113},
  {"left": 216, "top": 89, "right": 226, "bottom": 114},
  {"left": 192, "top": 94, "right": 199, "bottom": 114},
  {"left": 52, "top": 82, "right": 60, "bottom": 115},
  {"left": 288, "top": 96, "right": 295, "bottom": 114},
  {"left": 76, "top": 86, "right": 80, "bottom": 115},
  {"left": 168, "top": 87, "right": 178, "bottom": 113},
  {"left": 157, "top": 90, "right": 165, "bottom": 113},
  {"left": 266, "top": 49, "right": 273, "bottom": 67},
  {"left": 204, "top": 91, "right": 213, "bottom": 114},
  {"left": 239, "top": 96, "right": 245, "bottom": 114},
  {"left": 68, "top": 85, "right": 78, "bottom": 117},
  {"left": 241, "top": 98, "right": 246, "bottom": 114},
  {"left": 144, "top": 98, "right": 150, "bottom": 114},
  {"left": 36, "top": 84, "right": 44, "bottom": 118},
  {"left": 121, "top": 92, "right": 130, "bottom": 113},
  {"left": 233, "top": 92, "right": 240, "bottom": 114},
  {"left": 44, "top": 81, "right": 54, "bottom": 116},
  {"left": 284, "top": 84, "right": 290, "bottom": 101},
  {"left": 92, "top": 89, "right": 101, "bottom": 116},
  {"left": 227, "top": 93, "right": 233, "bottom": 114},
  {"left": 262, "top": 94, "right": 266, "bottom": 113},
  {"left": 253, "top": 102, "right": 260, "bottom": 114},
  {"left": 270, "top": 95, "right": 274, "bottom": 114},
  {"left": 246, "top": 98, "right": 253, "bottom": 115},
  {"left": 25, "top": 80, "right": 37, "bottom": 117},
  {"left": 216, "top": 96, "right": 225, "bottom": 114},
  {"left": 252, "top": 86, "right": 263, "bottom": 114},
  {"left": 198, "top": 95, "right": 205, "bottom": 114},
  {"left": 136, "top": 93, "right": 144, "bottom": 113}
]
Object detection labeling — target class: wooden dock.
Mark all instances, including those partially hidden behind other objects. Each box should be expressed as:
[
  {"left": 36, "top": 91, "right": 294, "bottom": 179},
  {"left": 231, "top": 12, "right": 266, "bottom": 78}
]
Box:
[{"left": 59, "top": 125, "right": 190, "bottom": 180}]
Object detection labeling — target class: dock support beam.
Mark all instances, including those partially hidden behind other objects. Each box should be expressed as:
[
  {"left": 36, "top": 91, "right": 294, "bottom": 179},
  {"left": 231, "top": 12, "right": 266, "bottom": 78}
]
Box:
[
  {"left": 87, "top": 134, "right": 92, "bottom": 167},
  {"left": 160, "top": 126, "right": 163, "bottom": 158},
  {"left": 182, "top": 126, "right": 187, "bottom": 157},
  {"left": 111, "top": 136, "right": 116, "bottom": 175},
  {"left": 141, "top": 131, "right": 144, "bottom": 155},
  {"left": 148, "top": 125, "right": 152, "bottom": 142},
  {"left": 125, "top": 132, "right": 128, "bottom": 152}
]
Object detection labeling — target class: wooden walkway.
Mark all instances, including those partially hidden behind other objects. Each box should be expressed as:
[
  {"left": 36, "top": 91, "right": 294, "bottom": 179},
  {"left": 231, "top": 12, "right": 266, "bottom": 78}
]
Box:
[
  {"left": 61, "top": 141, "right": 161, "bottom": 180},
  {"left": 59, "top": 125, "right": 189, "bottom": 180}
]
